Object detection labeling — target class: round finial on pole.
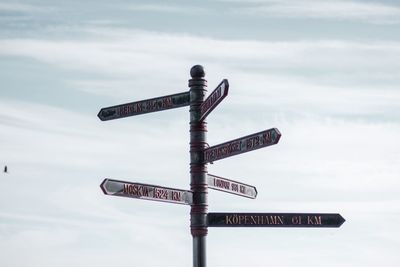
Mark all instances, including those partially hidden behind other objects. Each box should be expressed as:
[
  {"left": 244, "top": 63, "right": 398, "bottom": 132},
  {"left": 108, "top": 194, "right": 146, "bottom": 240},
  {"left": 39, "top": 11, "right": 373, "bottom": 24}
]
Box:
[{"left": 190, "top": 65, "right": 205, "bottom": 78}]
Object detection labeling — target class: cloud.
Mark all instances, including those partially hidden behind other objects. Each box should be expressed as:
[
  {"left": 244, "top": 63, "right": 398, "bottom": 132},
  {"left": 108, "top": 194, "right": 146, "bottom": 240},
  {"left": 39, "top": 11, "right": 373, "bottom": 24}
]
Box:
[
  {"left": 223, "top": 0, "right": 400, "bottom": 24},
  {"left": 1, "top": 99, "right": 399, "bottom": 267},
  {"left": 1, "top": 69, "right": 399, "bottom": 267},
  {"left": 1, "top": 29, "right": 399, "bottom": 127},
  {"left": 1, "top": 29, "right": 399, "bottom": 102},
  {"left": 0, "top": 2, "right": 53, "bottom": 13},
  {"left": 1, "top": 29, "right": 399, "bottom": 75},
  {"left": 0, "top": 98, "right": 193, "bottom": 267},
  {"left": 128, "top": 4, "right": 206, "bottom": 14}
]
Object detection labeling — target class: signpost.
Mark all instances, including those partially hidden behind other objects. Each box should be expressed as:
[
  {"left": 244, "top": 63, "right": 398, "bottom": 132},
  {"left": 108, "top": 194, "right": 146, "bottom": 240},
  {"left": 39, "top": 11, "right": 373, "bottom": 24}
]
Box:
[
  {"left": 199, "top": 79, "right": 229, "bottom": 121},
  {"left": 208, "top": 213, "right": 345, "bottom": 228},
  {"left": 100, "top": 178, "right": 193, "bottom": 205},
  {"left": 204, "top": 128, "right": 281, "bottom": 163},
  {"left": 207, "top": 174, "right": 257, "bottom": 199},
  {"left": 97, "top": 65, "right": 345, "bottom": 267},
  {"left": 97, "top": 91, "right": 190, "bottom": 121}
]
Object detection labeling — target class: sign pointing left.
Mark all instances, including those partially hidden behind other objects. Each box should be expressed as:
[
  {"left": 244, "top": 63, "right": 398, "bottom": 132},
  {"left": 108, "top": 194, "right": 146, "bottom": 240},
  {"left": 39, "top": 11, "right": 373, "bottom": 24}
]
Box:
[
  {"left": 100, "top": 179, "right": 193, "bottom": 205},
  {"left": 98, "top": 91, "right": 190, "bottom": 121}
]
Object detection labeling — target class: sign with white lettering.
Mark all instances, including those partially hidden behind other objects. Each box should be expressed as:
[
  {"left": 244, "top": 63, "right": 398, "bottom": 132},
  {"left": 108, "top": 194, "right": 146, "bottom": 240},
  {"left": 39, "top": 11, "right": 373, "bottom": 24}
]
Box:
[
  {"left": 98, "top": 91, "right": 190, "bottom": 121},
  {"left": 100, "top": 179, "right": 193, "bottom": 205},
  {"left": 204, "top": 128, "right": 281, "bottom": 163},
  {"left": 207, "top": 174, "right": 257, "bottom": 199},
  {"left": 208, "top": 213, "right": 345, "bottom": 228},
  {"left": 199, "top": 79, "right": 229, "bottom": 121}
]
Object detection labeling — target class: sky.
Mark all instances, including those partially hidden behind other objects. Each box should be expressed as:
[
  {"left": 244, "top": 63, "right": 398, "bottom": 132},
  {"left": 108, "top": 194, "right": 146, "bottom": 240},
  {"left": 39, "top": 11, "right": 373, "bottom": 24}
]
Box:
[{"left": 0, "top": 0, "right": 399, "bottom": 266}]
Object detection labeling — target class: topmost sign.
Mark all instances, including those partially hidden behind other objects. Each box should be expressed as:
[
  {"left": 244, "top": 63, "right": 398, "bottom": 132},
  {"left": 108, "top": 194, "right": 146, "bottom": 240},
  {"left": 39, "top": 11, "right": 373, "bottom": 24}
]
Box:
[
  {"left": 199, "top": 79, "right": 229, "bottom": 121},
  {"left": 98, "top": 91, "right": 190, "bottom": 121}
]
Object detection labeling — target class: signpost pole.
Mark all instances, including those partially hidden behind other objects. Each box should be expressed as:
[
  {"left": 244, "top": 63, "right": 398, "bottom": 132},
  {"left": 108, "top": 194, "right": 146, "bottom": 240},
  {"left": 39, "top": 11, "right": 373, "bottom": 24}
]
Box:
[{"left": 189, "top": 65, "right": 208, "bottom": 267}]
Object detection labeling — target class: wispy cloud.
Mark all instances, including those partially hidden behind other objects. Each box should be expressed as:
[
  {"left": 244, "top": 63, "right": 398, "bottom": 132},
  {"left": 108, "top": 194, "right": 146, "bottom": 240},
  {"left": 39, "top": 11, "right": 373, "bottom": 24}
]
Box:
[
  {"left": 0, "top": 2, "right": 53, "bottom": 13},
  {"left": 0, "top": 29, "right": 399, "bottom": 121},
  {"left": 224, "top": 0, "right": 400, "bottom": 24},
  {"left": 1, "top": 96, "right": 399, "bottom": 266},
  {"left": 128, "top": 4, "right": 206, "bottom": 14},
  {"left": 1, "top": 30, "right": 399, "bottom": 77}
]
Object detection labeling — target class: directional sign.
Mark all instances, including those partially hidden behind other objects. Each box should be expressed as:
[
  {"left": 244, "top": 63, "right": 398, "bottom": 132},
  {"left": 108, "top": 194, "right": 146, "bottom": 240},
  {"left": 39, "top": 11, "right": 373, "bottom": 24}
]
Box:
[
  {"left": 208, "top": 213, "right": 345, "bottom": 228},
  {"left": 98, "top": 91, "right": 190, "bottom": 121},
  {"left": 207, "top": 174, "right": 257, "bottom": 199},
  {"left": 100, "top": 179, "right": 193, "bottom": 205},
  {"left": 204, "top": 128, "right": 281, "bottom": 163},
  {"left": 199, "top": 79, "right": 229, "bottom": 121}
]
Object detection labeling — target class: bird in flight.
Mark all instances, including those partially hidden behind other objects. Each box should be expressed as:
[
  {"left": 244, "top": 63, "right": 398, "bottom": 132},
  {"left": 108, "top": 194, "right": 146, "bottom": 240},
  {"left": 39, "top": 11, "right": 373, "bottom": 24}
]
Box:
[{"left": 3, "top": 166, "right": 8, "bottom": 173}]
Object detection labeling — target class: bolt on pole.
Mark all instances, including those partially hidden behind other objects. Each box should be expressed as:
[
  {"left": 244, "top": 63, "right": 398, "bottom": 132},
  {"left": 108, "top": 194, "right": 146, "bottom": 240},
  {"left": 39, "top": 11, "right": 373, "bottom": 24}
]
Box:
[{"left": 189, "top": 65, "right": 208, "bottom": 267}]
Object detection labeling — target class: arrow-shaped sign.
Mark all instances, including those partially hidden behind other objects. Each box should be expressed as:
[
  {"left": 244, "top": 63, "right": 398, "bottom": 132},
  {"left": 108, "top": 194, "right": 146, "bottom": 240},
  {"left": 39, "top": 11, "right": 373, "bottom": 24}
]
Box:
[
  {"left": 207, "top": 174, "right": 257, "bottom": 199},
  {"left": 100, "top": 179, "right": 193, "bottom": 205},
  {"left": 204, "top": 128, "right": 281, "bottom": 163},
  {"left": 199, "top": 79, "right": 229, "bottom": 121},
  {"left": 98, "top": 91, "right": 190, "bottom": 121},
  {"left": 208, "top": 213, "right": 345, "bottom": 228}
]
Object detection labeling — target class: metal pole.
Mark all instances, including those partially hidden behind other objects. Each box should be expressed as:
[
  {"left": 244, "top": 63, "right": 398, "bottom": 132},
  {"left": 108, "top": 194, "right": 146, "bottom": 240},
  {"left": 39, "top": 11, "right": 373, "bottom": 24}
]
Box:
[{"left": 189, "top": 65, "right": 208, "bottom": 267}]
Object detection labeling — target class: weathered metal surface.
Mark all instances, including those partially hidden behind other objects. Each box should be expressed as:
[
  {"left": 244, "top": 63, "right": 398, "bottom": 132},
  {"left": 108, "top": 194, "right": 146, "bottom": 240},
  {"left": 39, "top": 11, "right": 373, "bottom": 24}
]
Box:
[
  {"left": 208, "top": 213, "right": 345, "bottom": 228},
  {"left": 189, "top": 65, "right": 209, "bottom": 239},
  {"left": 100, "top": 178, "right": 193, "bottom": 205},
  {"left": 189, "top": 65, "right": 208, "bottom": 267},
  {"left": 207, "top": 174, "right": 257, "bottom": 199},
  {"left": 98, "top": 91, "right": 190, "bottom": 121},
  {"left": 199, "top": 79, "right": 229, "bottom": 121},
  {"left": 203, "top": 128, "right": 281, "bottom": 163}
]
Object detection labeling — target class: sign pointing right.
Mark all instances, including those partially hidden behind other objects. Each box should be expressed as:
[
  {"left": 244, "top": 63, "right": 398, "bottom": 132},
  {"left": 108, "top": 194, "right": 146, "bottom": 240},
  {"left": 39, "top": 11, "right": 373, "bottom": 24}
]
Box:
[
  {"left": 204, "top": 128, "right": 281, "bottom": 163},
  {"left": 208, "top": 213, "right": 345, "bottom": 228},
  {"left": 207, "top": 174, "right": 257, "bottom": 199},
  {"left": 199, "top": 79, "right": 229, "bottom": 121}
]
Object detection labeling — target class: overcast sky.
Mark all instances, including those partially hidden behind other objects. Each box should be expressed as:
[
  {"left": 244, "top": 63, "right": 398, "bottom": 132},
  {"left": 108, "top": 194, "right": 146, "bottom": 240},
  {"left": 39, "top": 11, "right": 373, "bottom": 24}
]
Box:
[{"left": 0, "top": 1, "right": 399, "bottom": 266}]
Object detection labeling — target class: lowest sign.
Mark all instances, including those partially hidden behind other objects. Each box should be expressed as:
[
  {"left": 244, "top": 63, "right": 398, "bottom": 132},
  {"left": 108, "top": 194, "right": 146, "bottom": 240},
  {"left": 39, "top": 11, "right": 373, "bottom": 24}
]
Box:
[
  {"left": 100, "top": 178, "right": 193, "bottom": 205},
  {"left": 208, "top": 213, "right": 345, "bottom": 228}
]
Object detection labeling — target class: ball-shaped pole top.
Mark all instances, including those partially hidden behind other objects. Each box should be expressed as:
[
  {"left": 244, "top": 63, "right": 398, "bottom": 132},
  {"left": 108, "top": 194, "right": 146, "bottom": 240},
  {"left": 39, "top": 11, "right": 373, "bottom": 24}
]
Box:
[{"left": 190, "top": 65, "right": 205, "bottom": 78}]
